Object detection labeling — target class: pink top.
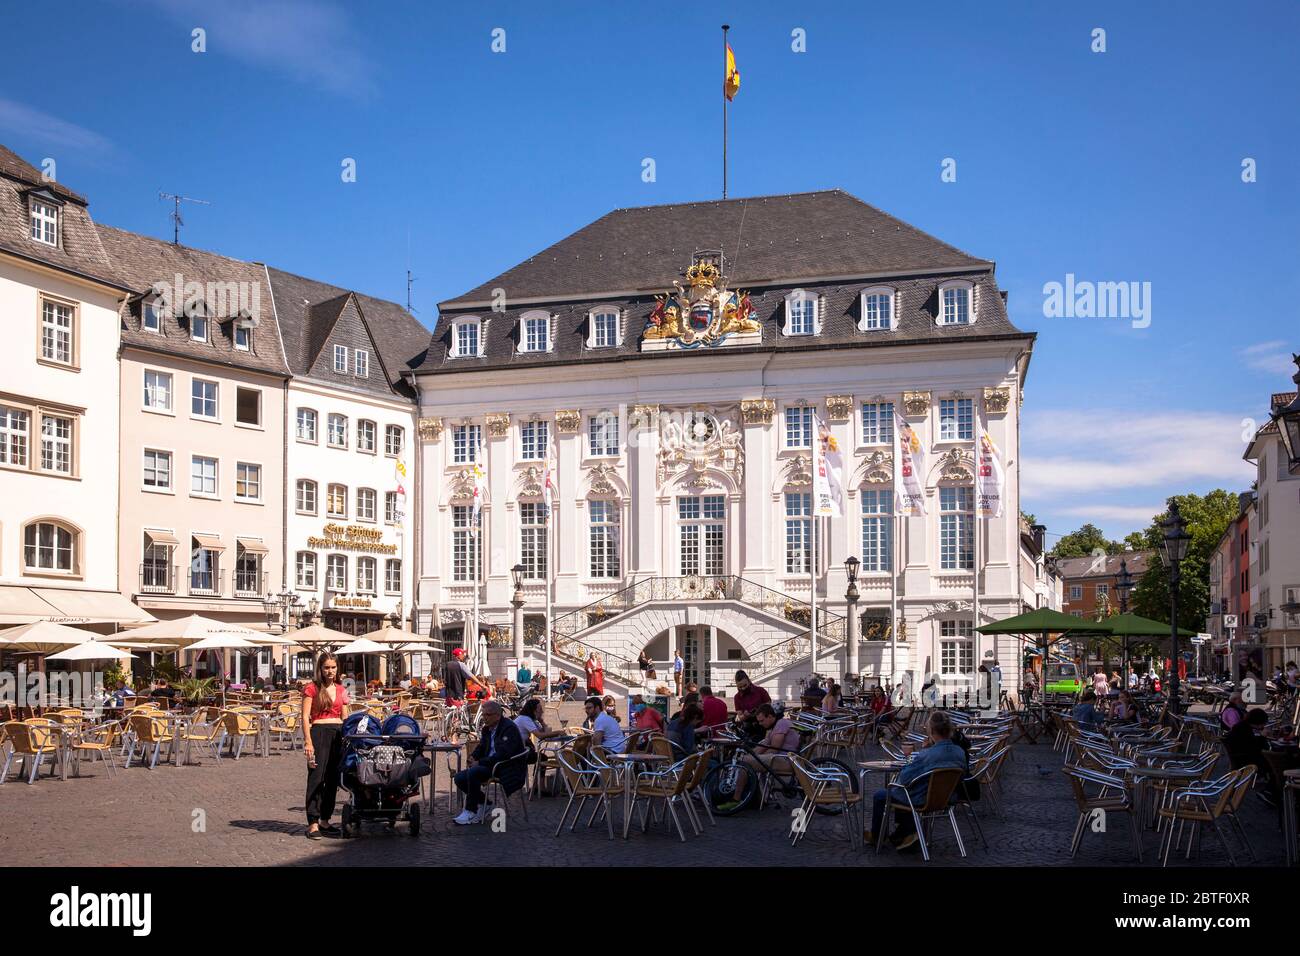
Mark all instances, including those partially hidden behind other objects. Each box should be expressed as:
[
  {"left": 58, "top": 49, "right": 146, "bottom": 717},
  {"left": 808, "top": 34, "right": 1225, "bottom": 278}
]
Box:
[{"left": 304, "top": 681, "right": 349, "bottom": 720}]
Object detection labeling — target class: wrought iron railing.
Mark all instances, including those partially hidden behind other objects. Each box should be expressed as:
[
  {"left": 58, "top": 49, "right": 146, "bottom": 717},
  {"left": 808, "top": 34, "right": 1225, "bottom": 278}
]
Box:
[{"left": 139, "top": 564, "right": 177, "bottom": 595}]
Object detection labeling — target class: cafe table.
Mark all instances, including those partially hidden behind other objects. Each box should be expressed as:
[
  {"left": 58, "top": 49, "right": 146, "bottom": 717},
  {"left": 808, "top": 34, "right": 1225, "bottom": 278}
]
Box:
[
  {"left": 1125, "top": 765, "right": 1205, "bottom": 830},
  {"left": 606, "top": 751, "right": 671, "bottom": 839},
  {"left": 424, "top": 740, "right": 465, "bottom": 814},
  {"left": 530, "top": 731, "right": 576, "bottom": 797},
  {"left": 858, "top": 759, "right": 907, "bottom": 853}
]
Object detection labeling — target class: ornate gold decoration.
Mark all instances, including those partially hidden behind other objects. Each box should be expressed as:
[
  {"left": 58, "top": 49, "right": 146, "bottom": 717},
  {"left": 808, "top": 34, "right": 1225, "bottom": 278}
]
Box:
[
  {"left": 485, "top": 412, "right": 510, "bottom": 438},
  {"left": 825, "top": 395, "right": 854, "bottom": 422},
  {"left": 629, "top": 404, "right": 660, "bottom": 431},
  {"left": 856, "top": 449, "right": 893, "bottom": 485},
  {"left": 983, "top": 387, "right": 1010, "bottom": 414},
  {"left": 447, "top": 468, "right": 478, "bottom": 500},
  {"left": 741, "top": 398, "right": 775, "bottom": 425},
  {"left": 417, "top": 417, "right": 443, "bottom": 441},
  {"left": 642, "top": 250, "right": 761, "bottom": 349},
  {"left": 555, "top": 409, "right": 581, "bottom": 433},
  {"left": 903, "top": 391, "right": 931, "bottom": 417}
]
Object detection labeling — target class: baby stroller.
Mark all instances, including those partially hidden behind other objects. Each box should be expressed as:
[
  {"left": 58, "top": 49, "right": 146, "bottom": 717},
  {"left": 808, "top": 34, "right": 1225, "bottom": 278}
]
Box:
[{"left": 338, "top": 712, "right": 430, "bottom": 837}]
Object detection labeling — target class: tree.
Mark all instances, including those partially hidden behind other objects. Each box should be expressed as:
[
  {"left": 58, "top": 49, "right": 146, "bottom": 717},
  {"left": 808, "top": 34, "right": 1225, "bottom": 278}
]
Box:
[
  {"left": 1130, "top": 490, "right": 1239, "bottom": 634},
  {"left": 1020, "top": 509, "right": 1037, "bottom": 526},
  {"left": 1050, "top": 523, "right": 1123, "bottom": 558},
  {"left": 1121, "top": 531, "right": 1147, "bottom": 552}
]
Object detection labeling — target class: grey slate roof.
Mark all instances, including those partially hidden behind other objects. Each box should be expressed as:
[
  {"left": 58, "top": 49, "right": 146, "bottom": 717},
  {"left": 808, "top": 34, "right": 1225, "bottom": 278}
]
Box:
[
  {"left": 0, "top": 145, "right": 124, "bottom": 289},
  {"left": 266, "top": 266, "right": 430, "bottom": 399},
  {"left": 96, "top": 224, "right": 290, "bottom": 377}
]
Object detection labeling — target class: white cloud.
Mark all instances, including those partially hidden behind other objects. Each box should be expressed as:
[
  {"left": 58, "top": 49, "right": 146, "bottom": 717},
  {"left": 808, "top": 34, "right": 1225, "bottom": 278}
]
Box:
[
  {"left": 1239, "top": 341, "right": 1295, "bottom": 377},
  {"left": 139, "top": 0, "right": 374, "bottom": 97},
  {"left": 1056, "top": 503, "right": 1164, "bottom": 524},
  {"left": 0, "top": 99, "right": 114, "bottom": 153}
]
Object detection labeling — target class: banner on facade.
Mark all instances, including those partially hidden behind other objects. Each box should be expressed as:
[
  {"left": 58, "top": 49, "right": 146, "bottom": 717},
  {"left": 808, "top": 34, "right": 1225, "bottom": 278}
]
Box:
[
  {"left": 813, "top": 413, "right": 844, "bottom": 518},
  {"left": 893, "top": 412, "right": 927, "bottom": 516},
  {"left": 976, "top": 429, "right": 1004, "bottom": 518}
]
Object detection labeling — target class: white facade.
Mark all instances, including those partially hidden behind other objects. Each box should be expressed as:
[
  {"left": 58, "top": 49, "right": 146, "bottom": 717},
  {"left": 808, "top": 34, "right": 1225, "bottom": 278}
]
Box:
[{"left": 1245, "top": 419, "right": 1300, "bottom": 667}]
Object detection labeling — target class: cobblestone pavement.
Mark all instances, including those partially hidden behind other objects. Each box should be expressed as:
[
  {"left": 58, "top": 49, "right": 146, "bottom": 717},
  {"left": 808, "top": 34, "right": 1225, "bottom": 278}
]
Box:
[{"left": 0, "top": 736, "right": 1287, "bottom": 867}]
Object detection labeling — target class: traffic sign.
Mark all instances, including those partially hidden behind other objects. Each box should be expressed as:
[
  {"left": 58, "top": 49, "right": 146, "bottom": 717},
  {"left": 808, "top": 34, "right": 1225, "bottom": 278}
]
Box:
[{"left": 1223, "top": 615, "right": 1238, "bottom": 629}]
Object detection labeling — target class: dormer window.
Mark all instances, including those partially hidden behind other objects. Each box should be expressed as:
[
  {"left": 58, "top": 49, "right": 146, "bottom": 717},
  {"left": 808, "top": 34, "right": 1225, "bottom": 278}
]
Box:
[
  {"left": 333, "top": 344, "right": 348, "bottom": 373},
  {"left": 588, "top": 309, "right": 621, "bottom": 349},
  {"left": 190, "top": 303, "right": 209, "bottom": 343},
  {"left": 29, "top": 197, "right": 58, "bottom": 246},
  {"left": 520, "top": 310, "right": 551, "bottom": 353},
  {"left": 859, "top": 287, "right": 896, "bottom": 332},
  {"left": 938, "top": 280, "right": 975, "bottom": 326},
  {"left": 783, "top": 290, "right": 819, "bottom": 336},
  {"left": 142, "top": 297, "right": 165, "bottom": 333},
  {"left": 355, "top": 349, "right": 369, "bottom": 378},
  {"left": 234, "top": 325, "right": 251, "bottom": 350},
  {"left": 452, "top": 317, "right": 483, "bottom": 358}
]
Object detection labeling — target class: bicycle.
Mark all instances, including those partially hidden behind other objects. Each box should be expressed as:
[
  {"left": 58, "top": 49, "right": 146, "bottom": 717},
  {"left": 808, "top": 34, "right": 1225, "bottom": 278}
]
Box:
[{"left": 701, "top": 723, "right": 858, "bottom": 817}]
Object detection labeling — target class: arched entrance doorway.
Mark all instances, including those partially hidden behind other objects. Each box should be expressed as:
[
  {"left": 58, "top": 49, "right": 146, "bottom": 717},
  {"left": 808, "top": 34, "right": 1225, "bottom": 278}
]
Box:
[{"left": 641, "top": 625, "right": 751, "bottom": 691}]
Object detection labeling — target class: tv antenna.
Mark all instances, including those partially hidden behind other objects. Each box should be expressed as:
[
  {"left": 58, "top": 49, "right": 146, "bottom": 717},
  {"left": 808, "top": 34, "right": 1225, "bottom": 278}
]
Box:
[
  {"left": 159, "top": 192, "right": 211, "bottom": 246},
  {"left": 406, "top": 269, "right": 417, "bottom": 314}
]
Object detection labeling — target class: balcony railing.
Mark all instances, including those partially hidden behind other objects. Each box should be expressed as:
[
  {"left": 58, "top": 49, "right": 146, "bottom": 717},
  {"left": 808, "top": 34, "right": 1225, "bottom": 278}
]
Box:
[
  {"left": 234, "top": 570, "right": 267, "bottom": 599},
  {"left": 189, "top": 569, "right": 226, "bottom": 597},
  {"left": 139, "top": 564, "right": 177, "bottom": 595}
]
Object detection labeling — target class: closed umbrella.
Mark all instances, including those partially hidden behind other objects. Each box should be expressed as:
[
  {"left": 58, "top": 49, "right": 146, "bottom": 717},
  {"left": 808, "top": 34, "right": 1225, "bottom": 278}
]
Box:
[{"left": 477, "top": 633, "right": 491, "bottom": 678}]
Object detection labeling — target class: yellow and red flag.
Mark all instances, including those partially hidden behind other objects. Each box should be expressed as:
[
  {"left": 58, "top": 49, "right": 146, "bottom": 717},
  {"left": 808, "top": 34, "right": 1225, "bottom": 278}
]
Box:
[{"left": 724, "top": 44, "right": 740, "bottom": 100}]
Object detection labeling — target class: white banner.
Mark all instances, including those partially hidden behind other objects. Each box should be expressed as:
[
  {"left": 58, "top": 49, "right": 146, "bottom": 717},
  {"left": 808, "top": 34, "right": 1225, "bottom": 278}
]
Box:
[
  {"left": 975, "top": 428, "right": 1004, "bottom": 518},
  {"left": 893, "top": 412, "right": 927, "bottom": 516},
  {"left": 813, "top": 413, "right": 844, "bottom": 518}
]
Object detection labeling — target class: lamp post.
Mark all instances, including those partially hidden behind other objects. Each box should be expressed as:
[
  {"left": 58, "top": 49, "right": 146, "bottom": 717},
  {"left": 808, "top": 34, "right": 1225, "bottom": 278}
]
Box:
[
  {"left": 510, "top": 563, "right": 525, "bottom": 667},
  {"left": 1114, "top": 559, "right": 1134, "bottom": 686},
  {"left": 1271, "top": 354, "right": 1300, "bottom": 476},
  {"left": 844, "top": 555, "right": 861, "bottom": 687},
  {"left": 1158, "top": 500, "right": 1192, "bottom": 714}
]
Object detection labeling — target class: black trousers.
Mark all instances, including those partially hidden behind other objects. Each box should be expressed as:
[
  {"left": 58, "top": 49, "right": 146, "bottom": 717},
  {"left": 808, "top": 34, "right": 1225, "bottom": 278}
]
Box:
[
  {"left": 455, "top": 764, "right": 494, "bottom": 812},
  {"left": 305, "top": 723, "right": 343, "bottom": 824}
]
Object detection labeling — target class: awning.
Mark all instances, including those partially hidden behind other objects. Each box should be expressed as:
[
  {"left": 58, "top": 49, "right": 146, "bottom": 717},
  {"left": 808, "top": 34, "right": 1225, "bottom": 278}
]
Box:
[
  {"left": 192, "top": 533, "right": 225, "bottom": 551},
  {"left": 145, "top": 529, "right": 179, "bottom": 547},
  {"left": 0, "top": 586, "right": 64, "bottom": 625},
  {"left": 0, "top": 586, "right": 156, "bottom": 625},
  {"left": 235, "top": 537, "right": 269, "bottom": 554}
]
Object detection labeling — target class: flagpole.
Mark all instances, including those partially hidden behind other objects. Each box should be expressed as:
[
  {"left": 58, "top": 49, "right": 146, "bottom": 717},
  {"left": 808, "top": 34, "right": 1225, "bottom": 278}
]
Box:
[
  {"left": 891, "top": 512, "right": 899, "bottom": 692},
  {"left": 472, "top": 523, "right": 480, "bottom": 667},
  {"left": 722, "top": 24, "right": 729, "bottom": 199},
  {"left": 974, "top": 408, "right": 982, "bottom": 687},
  {"left": 809, "top": 510, "right": 818, "bottom": 683}
]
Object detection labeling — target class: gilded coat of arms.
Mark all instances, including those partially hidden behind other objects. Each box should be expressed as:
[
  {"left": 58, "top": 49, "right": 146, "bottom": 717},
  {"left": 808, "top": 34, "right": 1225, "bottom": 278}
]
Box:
[{"left": 643, "top": 250, "right": 761, "bottom": 350}]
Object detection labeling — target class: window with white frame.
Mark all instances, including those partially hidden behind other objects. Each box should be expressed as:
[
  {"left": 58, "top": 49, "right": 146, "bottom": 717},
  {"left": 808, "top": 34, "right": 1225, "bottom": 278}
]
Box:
[
  {"left": 191, "top": 540, "right": 219, "bottom": 594},
  {"left": 296, "top": 408, "right": 317, "bottom": 442},
  {"left": 589, "top": 499, "right": 620, "bottom": 578},
  {"left": 326, "top": 554, "right": 347, "bottom": 591},
  {"left": 521, "top": 312, "right": 550, "bottom": 353},
  {"left": 234, "top": 324, "right": 251, "bottom": 350},
  {"left": 30, "top": 198, "right": 58, "bottom": 245},
  {"left": 327, "top": 413, "right": 347, "bottom": 447},
  {"left": 1069, "top": 585, "right": 1083, "bottom": 601},
  {"left": 144, "top": 370, "right": 173, "bottom": 412},
  {"left": 0, "top": 406, "right": 29, "bottom": 467},
  {"left": 451, "top": 505, "right": 479, "bottom": 581},
  {"left": 191, "top": 456, "right": 218, "bottom": 497},
  {"left": 385, "top": 425, "right": 404, "bottom": 457},
  {"left": 453, "top": 319, "right": 481, "bottom": 358},
  {"left": 357, "top": 556, "right": 377, "bottom": 593},
  {"left": 785, "top": 405, "right": 813, "bottom": 449},
  {"left": 24, "top": 521, "right": 75, "bottom": 573},
  {"left": 357, "top": 419, "right": 376, "bottom": 453},
  {"left": 354, "top": 349, "right": 369, "bottom": 378},
  {"left": 296, "top": 551, "right": 316, "bottom": 588},
  {"left": 333, "top": 344, "right": 348, "bottom": 373},
  {"left": 784, "top": 291, "right": 817, "bottom": 335},
  {"left": 520, "top": 420, "right": 549, "bottom": 461},
  {"left": 143, "top": 297, "right": 164, "bottom": 332},
  {"left": 861, "top": 489, "right": 893, "bottom": 572},
  {"left": 192, "top": 379, "right": 219, "bottom": 420},
  {"left": 940, "top": 282, "right": 973, "bottom": 326},
  {"left": 385, "top": 491, "right": 399, "bottom": 523},
  {"left": 589, "top": 412, "right": 619, "bottom": 456},
  {"left": 357, "top": 488, "right": 377, "bottom": 521},
  {"left": 236, "top": 462, "right": 261, "bottom": 501},
  {"left": 40, "top": 414, "right": 72, "bottom": 474},
  {"left": 452, "top": 424, "right": 480, "bottom": 464},
  {"left": 296, "top": 479, "right": 317, "bottom": 514},
  {"left": 520, "top": 502, "right": 548, "bottom": 579},
  {"left": 41, "top": 298, "right": 74, "bottom": 365},
  {"left": 143, "top": 449, "right": 171, "bottom": 490},
  {"left": 678, "top": 495, "right": 725, "bottom": 576},
  {"left": 939, "top": 486, "right": 974, "bottom": 570},
  {"left": 1096, "top": 583, "right": 1109, "bottom": 600},
  {"left": 326, "top": 483, "right": 347, "bottom": 518},
  {"left": 235, "top": 546, "right": 262, "bottom": 595},
  {"left": 385, "top": 559, "right": 402, "bottom": 593},
  {"left": 938, "top": 398, "right": 973, "bottom": 441},
  {"left": 861, "top": 401, "right": 895, "bottom": 445},
  {"left": 860, "top": 288, "right": 894, "bottom": 331},
  {"left": 785, "top": 491, "right": 813, "bottom": 574},
  {"left": 939, "top": 620, "right": 975, "bottom": 677},
  {"left": 141, "top": 537, "right": 173, "bottom": 591},
  {"left": 190, "top": 305, "right": 208, "bottom": 343},
  {"left": 590, "top": 310, "right": 619, "bottom": 348}
]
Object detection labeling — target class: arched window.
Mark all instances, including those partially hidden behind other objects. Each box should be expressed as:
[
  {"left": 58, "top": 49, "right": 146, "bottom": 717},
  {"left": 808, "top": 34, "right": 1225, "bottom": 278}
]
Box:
[
  {"left": 327, "top": 483, "right": 347, "bottom": 518},
  {"left": 519, "top": 310, "right": 552, "bottom": 353},
  {"left": 859, "top": 286, "right": 896, "bottom": 331},
  {"left": 783, "top": 289, "right": 819, "bottom": 336},
  {"left": 451, "top": 316, "right": 484, "bottom": 358},
  {"left": 23, "top": 519, "right": 77, "bottom": 573}
]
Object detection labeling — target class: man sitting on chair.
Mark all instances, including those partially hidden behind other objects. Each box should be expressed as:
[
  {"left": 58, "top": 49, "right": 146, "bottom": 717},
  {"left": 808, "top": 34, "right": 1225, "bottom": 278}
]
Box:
[
  {"left": 453, "top": 700, "right": 527, "bottom": 825},
  {"left": 865, "top": 711, "right": 969, "bottom": 850}
]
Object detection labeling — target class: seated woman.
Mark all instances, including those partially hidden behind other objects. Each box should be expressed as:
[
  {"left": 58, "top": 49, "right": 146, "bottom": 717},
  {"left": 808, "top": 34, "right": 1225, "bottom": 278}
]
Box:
[{"left": 666, "top": 703, "right": 704, "bottom": 755}]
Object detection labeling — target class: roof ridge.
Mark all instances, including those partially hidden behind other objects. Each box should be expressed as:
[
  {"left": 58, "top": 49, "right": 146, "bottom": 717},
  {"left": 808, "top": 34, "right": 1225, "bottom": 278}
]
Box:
[
  {"left": 606, "top": 189, "right": 844, "bottom": 214},
  {"left": 96, "top": 223, "right": 259, "bottom": 273}
]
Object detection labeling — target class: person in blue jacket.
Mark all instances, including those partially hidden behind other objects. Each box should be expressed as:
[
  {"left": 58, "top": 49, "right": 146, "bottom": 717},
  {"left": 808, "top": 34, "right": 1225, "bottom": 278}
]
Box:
[{"left": 865, "top": 710, "right": 969, "bottom": 850}]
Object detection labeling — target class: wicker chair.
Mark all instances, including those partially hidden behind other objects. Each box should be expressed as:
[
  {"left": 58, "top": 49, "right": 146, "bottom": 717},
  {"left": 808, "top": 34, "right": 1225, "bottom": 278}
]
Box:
[
  {"left": 0, "top": 721, "right": 59, "bottom": 784},
  {"left": 69, "top": 721, "right": 122, "bottom": 777},
  {"left": 1063, "top": 765, "right": 1142, "bottom": 861},
  {"left": 125, "top": 714, "right": 175, "bottom": 769}
]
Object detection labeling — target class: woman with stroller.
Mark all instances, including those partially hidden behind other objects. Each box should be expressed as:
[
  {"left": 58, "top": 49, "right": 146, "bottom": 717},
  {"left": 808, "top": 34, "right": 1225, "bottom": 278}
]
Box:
[{"left": 302, "top": 652, "right": 349, "bottom": 840}]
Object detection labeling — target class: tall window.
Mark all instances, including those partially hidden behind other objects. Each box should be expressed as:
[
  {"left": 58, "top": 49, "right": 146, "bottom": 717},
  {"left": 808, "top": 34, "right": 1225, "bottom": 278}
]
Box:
[
  {"left": 385, "top": 491, "right": 399, "bottom": 523},
  {"left": 40, "top": 414, "right": 72, "bottom": 474},
  {"left": 333, "top": 344, "right": 348, "bottom": 373},
  {"left": 940, "top": 486, "right": 974, "bottom": 570},
  {"left": 592, "top": 311, "right": 618, "bottom": 347},
  {"left": 520, "top": 420, "right": 548, "bottom": 461},
  {"left": 327, "top": 413, "right": 347, "bottom": 447},
  {"left": 235, "top": 547, "right": 262, "bottom": 595},
  {"left": 190, "top": 538, "right": 219, "bottom": 594},
  {"left": 326, "top": 555, "right": 347, "bottom": 591},
  {"left": 24, "top": 521, "right": 75, "bottom": 573},
  {"left": 354, "top": 349, "right": 369, "bottom": 378},
  {"left": 234, "top": 325, "right": 251, "bottom": 350},
  {"left": 0, "top": 406, "right": 29, "bottom": 466},
  {"left": 941, "top": 286, "right": 971, "bottom": 325},
  {"left": 30, "top": 198, "right": 58, "bottom": 244},
  {"left": 455, "top": 321, "right": 479, "bottom": 357},
  {"left": 862, "top": 291, "right": 892, "bottom": 330},
  {"left": 787, "top": 295, "right": 816, "bottom": 335},
  {"left": 191, "top": 456, "right": 218, "bottom": 496},
  {"left": 142, "top": 299, "right": 164, "bottom": 332},
  {"left": 861, "top": 402, "right": 895, "bottom": 445},
  {"left": 190, "top": 307, "right": 208, "bottom": 342},
  {"left": 296, "top": 408, "right": 317, "bottom": 442},
  {"left": 452, "top": 424, "right": 480, "bottom": 464},
  {"left": 296, "top": 479, "right": 317, "bottom": 514},
  {"left": 589, "top": 499, "right": 620, "bottom": 578},
  {"left": 143, "top": 449, "right": 172, "bottom": 490},
  {"left": 385, "top": 425, "right": 404, "bottom": 457},
  {"left": 357, "top": 556, "right": 377, "bottom": 593},
  {"left": 451, "top": 505, "right": 479, "bottom": 581},
  {"left": 939, "top": 398, "right": 973, "bottom": 441},
  {"left": 520, "top": 502, "right": 548, "bottom": 579},
  {"left": 385, "top": 559, "right": 402, "bottom": 593},
  {"left": 142, "top": 537, "right": 173, "bottom": 591},
  {"left": 678, "top": 495, "right": 725, "bottom": 576},
  {"left": 235, "top": 462, "right": 261, "bottom": 501},
  {"left": 357, "top": 487, "right": 377, "bottom": 521},
  {"left": 144, "top": 370, "right": 173, "bottom": 411},
  {"left": 326, "top": 483, "right": 347, "bottom": 518},
  {"left": 357, "top": 419, "right": 376, "bottom": 453},
  {"left": 589, "top": 412, "right": 619, "bottom": 456},
  {"left": 940, "top": 620, "right": 975, "bottom": 677},
  {"left": 861, "top": 489, "right": 893, "bottom": 572},
  {"left": 785, "top": 405, "right": 813, "bottom": 448},
  {"left": 523, "top": 315, "right": 549, "bottom": 352},
  {"left": 192, "top": 379, "right": 219, "bottom": 419},
  {"left": 296, "top": 551, "right": 316, "bottom": 588},
  {"left": 41, "top": 299, "right": 74, "bottom": 365},
  {"left": 785, "top": 491, "right": 812, "bottom": 574},
  {"left": 235, "top": 388, "right": 260, "bottom": 426}
]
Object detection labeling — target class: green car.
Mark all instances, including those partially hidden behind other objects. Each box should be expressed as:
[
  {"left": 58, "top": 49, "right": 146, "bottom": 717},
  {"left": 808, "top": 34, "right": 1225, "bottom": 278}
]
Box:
[{"left": 1043, "top": 662, "right": 1084, "bottom": 695}]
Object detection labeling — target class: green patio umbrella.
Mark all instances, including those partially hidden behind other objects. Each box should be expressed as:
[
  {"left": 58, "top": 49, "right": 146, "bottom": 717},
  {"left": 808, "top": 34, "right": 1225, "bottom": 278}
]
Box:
[{"left": 1099, "top": 612, "right": 1196, "bottom": 690}]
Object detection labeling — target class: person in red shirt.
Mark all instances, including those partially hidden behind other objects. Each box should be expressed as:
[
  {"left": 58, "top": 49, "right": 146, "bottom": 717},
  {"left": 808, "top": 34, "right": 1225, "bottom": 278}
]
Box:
[
  {"left": 699, "top": 685, "right": 729, "bottom": 728},
  {"left": 585, "top": 653, "right": 605, "bottom": 696},
  {"left": 301, "top": 652, "right": 349, "bottom": 840},
  {"left": 732, "top": 670, "right": 771, "bottom": 721}
]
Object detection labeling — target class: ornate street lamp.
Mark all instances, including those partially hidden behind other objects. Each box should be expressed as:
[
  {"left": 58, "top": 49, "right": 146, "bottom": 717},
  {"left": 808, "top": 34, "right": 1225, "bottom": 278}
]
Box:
[
  {"left": 844, "top": 556, "right": 861, "bottom": 687},
  {"left": 1159, "top": 501, "right": 1192, "bottom": 713},
  {"left": 510, "top": 563, "right": 526, "bottom": 666},
  {"left": 1114, "top": 558, "right": 1135, "bottom": 686},
  {"left": 1272, "top": 354, "right": 1300, "bottom": 475}
]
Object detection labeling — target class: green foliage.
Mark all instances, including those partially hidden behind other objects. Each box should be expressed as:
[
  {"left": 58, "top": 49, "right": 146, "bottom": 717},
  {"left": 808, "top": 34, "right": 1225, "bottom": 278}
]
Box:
[
  {"left": 1050, "top": 523, "right": 1124, "bottom": 558},
  {"left": 171, "top": 676, "right": 218, "bottom": 705},
  {"left": 102, "top": 662, "right": 129, "bottom": 689},
  {"left": 1020, "top": 510, "right": 1037, "bottom": 526}
]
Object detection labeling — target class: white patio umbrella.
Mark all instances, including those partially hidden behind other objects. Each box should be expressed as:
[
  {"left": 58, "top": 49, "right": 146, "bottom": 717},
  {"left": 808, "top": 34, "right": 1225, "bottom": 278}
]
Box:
[
  {"left": 334, "top": 637, "right": 393, "bottom": 655},
  {"left": 477, "top": 633, "right": 492, "bottom": 678},
  {"left": 0, "top": 620, "right": 96, "bottom": 653},
  {"left": 45, "top": 641, "right": 135, "bottom": 662},
  {"left": 365, "top": 624, "right": 432, "bottom": 684},
  {"left": 121, "top": 614, "right": 265, "bottom": 646}
]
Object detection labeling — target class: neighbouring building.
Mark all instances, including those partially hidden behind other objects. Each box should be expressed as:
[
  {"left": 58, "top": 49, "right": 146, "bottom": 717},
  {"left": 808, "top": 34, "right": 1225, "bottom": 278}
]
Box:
[
  {"left": 1208, "top": 492, "right": 1255, "bottom": 677},
  {"left": 0, "top": 146, "right": 152, "bottom": 631},
  {"left": 412, "top": 190, "right": 1038, "bottom": 700},
  {"left": 1019, "top": 521, "right": 1063, "bottom": 613},
  {"left": 1057, "top": 550, "right": 1153, "bottom": 620}
]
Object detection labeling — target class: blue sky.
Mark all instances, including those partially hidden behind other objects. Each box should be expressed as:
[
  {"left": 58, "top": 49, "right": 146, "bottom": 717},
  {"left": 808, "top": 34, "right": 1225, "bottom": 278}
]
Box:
[{"left": 2, "top": 0, "right": 1295, "bottom": 544}]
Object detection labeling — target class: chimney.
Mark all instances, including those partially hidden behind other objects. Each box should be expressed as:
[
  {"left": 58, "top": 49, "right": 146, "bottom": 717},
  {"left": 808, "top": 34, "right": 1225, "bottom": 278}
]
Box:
[{"left": 1031, "top": 523, "right": 1046, "bottom": 553}]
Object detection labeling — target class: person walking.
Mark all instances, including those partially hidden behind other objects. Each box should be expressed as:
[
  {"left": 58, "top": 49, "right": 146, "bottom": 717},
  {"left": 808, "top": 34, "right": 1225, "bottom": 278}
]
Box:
[
  {"left": 302, "top": 652, "right": 349, "bottom": 840},
  {"left": 673, "top": 650, "right": 684, "bottom": 697}
]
